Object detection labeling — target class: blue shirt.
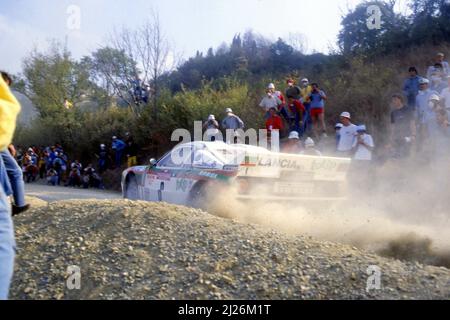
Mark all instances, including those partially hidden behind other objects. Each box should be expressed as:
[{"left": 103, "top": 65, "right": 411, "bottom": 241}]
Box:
[
  {"left": 403, "top": 76, "right": 420, "bottom": 107},
  {"left": 112, "top": 139, "right": 126, "bottom": 151},
  {"left": 309, "top": 90, "right": 326, "bottom": 109}
]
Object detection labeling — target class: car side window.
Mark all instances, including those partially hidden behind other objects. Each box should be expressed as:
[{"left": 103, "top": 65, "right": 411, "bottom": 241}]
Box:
[
  {"left": 192, "top": 149, "right": 222, "bottom": 169},
  {"left": 157, "top": 146, "right": 192, "bottom": 168}
]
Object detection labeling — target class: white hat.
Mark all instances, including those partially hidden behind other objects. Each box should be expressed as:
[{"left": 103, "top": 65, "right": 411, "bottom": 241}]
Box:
[
  {"left": 335, "top": 123, "right": 343, "bottom": 129},
  {"left": 418, "top": 77, "right": 429, "bottom": 84},
  {"left": 112, "top": 136, "right": 117, "bottom": 140},
  {"left": 208, "top": 114, "right": 215, "bottom": 120},
  {"left": 429, "top": 94, "right": 440, "bottom": 101},
  {"left": 304, "top": 137, "right": 315, "bottom": 147},
  {"left": 288, "top": 131, "right": 300, "bottom": 140},
  {"left": 267, "top": 83, "right": 275, "bottom": 89},
  {"left": 301, "top": 78, "right": 309, "bottom": 83},
  {"left": 437, "top": 52, "right": 445, "bottom": 57},
  {"left": 100, "top": 144, "right": 106, "bottom": 148},
  {"left": 356, "top": 125, "right": 366, "bottom": 132},
  {"left": 340, "top": 111, "right": 351, "bottom": 119},
  {"left": 225, "top": 108, "right": 233, "bottom": 113}
]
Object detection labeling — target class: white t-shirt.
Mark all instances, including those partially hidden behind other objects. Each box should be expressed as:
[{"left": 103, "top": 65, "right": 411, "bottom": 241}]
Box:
[
  {"left": 259, "top": 96, "right": 281, "bottom": 111},
  {"left": 352, "top": 133, "right": 374, "bottom": 161},
  {"left": 440, "top": 87, "right": 450, "bottom": 110},
  {"left": 337, "top": 124, "right": 357, "bottom": 152}
]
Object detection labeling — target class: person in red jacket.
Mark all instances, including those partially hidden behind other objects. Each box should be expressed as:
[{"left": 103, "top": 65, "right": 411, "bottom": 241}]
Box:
[
  {"left": 286, "top": 96, "right": 305, "bottom": 135},
  {"left": 265, "top": 107, "right": 284, "bottom": 133}
]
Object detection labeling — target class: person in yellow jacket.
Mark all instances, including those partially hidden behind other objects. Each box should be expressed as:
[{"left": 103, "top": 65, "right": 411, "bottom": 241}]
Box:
[{"left": 0, "top": 75, "right": 21, "bottom": 300}]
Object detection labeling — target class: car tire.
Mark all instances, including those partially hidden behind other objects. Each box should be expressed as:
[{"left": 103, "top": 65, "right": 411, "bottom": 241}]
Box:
[
  {"left": 189, "top": 182, "right": 209, "bottom": 209},
  {"left": 125, "top": 175, "right": 139, "bottom": 200}
]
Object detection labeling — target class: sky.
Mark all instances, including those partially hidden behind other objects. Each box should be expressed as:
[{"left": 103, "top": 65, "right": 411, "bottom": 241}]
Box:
[{"left": 0, "top": 0, "right": 411, "bottom": 74}]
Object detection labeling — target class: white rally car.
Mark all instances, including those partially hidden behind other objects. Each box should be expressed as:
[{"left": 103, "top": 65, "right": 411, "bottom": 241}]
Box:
[{"left": 121, "top": 141, "right": 351, "bottom": 207}]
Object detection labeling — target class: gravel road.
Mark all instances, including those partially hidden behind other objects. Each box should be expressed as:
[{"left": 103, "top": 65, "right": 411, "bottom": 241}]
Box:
[
  {"left": 9, "top": 196, "right": 450, "bottom": 300},
  {"left": 25, "top": 183, "right": 121, "bottom": 202}
]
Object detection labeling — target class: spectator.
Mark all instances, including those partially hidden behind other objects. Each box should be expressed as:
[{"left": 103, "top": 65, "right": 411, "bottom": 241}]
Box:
[
  {"left": 97, "top": 144, "right": 108, "bottom": 173},
  {"left": 0, "top": 72, "right": 29, "bottom": 215},
  {"left": 282, "top": 131, "right": 302, "bottom": 154},
  {"left": 126, "top": 140, "right": 138, "bottom": 168},
  {"left": 46, "top": 168, "right": 58, "bottom": 186},
  {"left": 66, "top": 166, "right": 81, "bottom": 187},
  {"left": 125, "top": 132, "right": 134, "bottom": 144},
  {"left": 308, "top": 83, "right": 327, "bottom": 138},
  {"left": 259, "top": 88, "right": 283, "bottom": 119},
  {"left": 403, "top": 67, "right": 421, "bottom": 108},
  {"left": 335, "top": 123, "right": 343, "bottom": 148},
  {"left": 267, "top": 83, "right": 285, "bottom": 105},
  {"left": 440, "top": 76, "right": 450, "bottom": 114},
  {"left": 336, "top": 112, "right": 358, "bottom": 156},
  {"left": 429, "top": 65, "right": 447, "bottom": 92},
  {"left": 301, "top": 137, "right": 322, "bottom": 156},
  {"left": 285, "top": 79, "right": 301, "bottom": 100},
  {"left": 203, "top": 115, "right": 220, "bottom": 142},
  {"left": 416, "top": 78, "right": 439, "bottom": 144},
  {"left": 112, "top": 136, "right": 126, "bottom": 168},
  {"left": 389, "top": 94, "right": 416, "bottom": 158},
  {"left": 221, "top": 108, "right": 244, "bottom": 144},
  {"left": 286, "top": 97, "right": 305, "bottom": 135},
  {"left": 299, "top": 78, "right": 313, "bottom": 134},
  {"left": 0, "top": 74, "right": 21, "bottom": 300},
  {"left": 352, "top": 125, "right": 375, "bottom": 161},
  {"left": 265, "top": 107, "right": 284, "bottom": 134},
  {"left": 427, "top": 52, "right": 449, "bottom": 78}
]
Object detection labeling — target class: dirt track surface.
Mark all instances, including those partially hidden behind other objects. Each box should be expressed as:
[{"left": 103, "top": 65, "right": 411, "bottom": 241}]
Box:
[
  {"left": 25, "top": 183, "right": 121, "bottom": 202},
  {"left": 9, "top": 198, "right": 450, "bottom": 300}
]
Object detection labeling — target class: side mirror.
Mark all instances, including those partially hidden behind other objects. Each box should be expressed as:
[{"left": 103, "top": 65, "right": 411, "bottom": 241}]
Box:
[{"left": 149, "top": 158, "right": 157, "bottom": 167}]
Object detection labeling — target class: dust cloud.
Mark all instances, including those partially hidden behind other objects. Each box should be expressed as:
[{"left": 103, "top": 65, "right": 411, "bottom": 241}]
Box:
[{"left": 206, "top": 155, "right": 450, "bottom": 268}]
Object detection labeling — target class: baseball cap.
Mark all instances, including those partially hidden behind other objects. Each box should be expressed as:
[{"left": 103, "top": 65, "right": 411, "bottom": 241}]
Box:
[
  {"left": 304, "top": 137, "right": 315, "bottom": 147},
  {"left": 208, "top": 114, "right": 215, "bottom": 120},
  {"left": 112, "top": 136, "right": 117, "bottom": 140},
  {"left": 356, "top": 125, "right": 367, "bottom": 132},
  {"left": 288, "top": 131, "right": 300, "bottom": 140},
  {"left": 340, "top": 112, "right": 351, "bottom": 119},
  {"left": 429, "top": 94, "right": 440, "bottom": 101},
  {"left": 267, "top": 83, "right": 275, "bottom": 89},
  {"left": 437, "top": 52, "right": 445, "bottom": 57},
  {"left": 418, "top": 77, "right": 429, "bottom": 84},
  {"left": 301, "top": 78, "right": 309, "bottom": 83},
  {"left": 225, "top": 108, "right": 233, "bottom": 113}
]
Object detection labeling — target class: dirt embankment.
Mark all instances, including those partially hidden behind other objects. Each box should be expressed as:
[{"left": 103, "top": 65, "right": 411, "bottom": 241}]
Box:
[{"left": 9, "top": 198, "right": 450, "bottom": 300}]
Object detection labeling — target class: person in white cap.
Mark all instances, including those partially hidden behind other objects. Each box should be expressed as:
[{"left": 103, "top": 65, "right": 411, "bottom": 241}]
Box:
[
  {"left": 352, "top": 125, "right": 374, "bottom": 161},
  {"left": 427, "top": 53, "right": 449, "bottom": 78},
  {"left": 221, "top": 108, "right": 244, "bottom": 143},
  {"left": 203, "top": 115, "right": 220, "bottom": 141},
  {"left": 301, "top": 137, "right": 322, "bottom": 156},
  {"left": 259, "top": 87, "right": 283, "bottom": 119},
  {"left": 282, "top": 131, "right": 302, "bottom": 154},
  {"left": 416, "top": 78, "right": 439, "bottom": 143},
  {"left": 267, "top": 83, "right": 286, "bottom": 106},
  {"left": 336, "top": 111, "right": 357, "bottom": 155}
]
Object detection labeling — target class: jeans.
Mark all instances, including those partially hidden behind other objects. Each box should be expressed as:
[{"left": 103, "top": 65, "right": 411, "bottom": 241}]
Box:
[
  {"left": 1, "top": 150, "right": 26, "bottom": 207},
  {"left": 0, "top": 177, "right": 14, "bottom": 300},
  {"left": 115, "top": 150, "right": 123, "bottom": 168}
]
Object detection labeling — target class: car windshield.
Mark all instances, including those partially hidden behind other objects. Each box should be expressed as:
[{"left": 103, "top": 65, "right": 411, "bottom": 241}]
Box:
[{"left": 157, "top": 146, "right": 192, "bottom": 168}]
